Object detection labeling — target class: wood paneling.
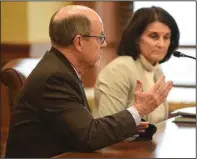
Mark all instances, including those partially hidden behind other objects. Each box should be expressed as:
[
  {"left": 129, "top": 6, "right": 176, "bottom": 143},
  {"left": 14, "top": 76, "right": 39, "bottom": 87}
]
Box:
[
  {"left": 0, "top": 43, "right": 31, "bottom": 157},
  {"left": 1, "top": 43, "right": 30, "bottom": 66}
]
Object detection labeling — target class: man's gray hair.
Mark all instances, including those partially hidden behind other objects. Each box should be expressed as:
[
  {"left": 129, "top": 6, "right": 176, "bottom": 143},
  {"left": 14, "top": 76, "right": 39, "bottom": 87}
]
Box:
[{"left": 49, "top": 13, "right": 91, "bottom": 47}]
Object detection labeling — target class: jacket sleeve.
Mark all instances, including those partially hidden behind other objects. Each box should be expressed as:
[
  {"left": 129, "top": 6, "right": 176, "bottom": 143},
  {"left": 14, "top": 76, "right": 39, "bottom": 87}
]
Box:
[{"left": 39, "top": 75, "right": 138, "bottom": 152}]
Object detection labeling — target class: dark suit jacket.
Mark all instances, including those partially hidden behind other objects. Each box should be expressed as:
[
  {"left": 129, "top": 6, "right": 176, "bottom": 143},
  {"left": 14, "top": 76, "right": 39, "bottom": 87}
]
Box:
[{"left": 5, "top": 47, "right": 137, "bottom": 158}]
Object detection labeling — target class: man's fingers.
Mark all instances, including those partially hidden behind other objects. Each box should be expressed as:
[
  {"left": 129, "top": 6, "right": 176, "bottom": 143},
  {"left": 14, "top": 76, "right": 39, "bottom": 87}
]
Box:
[
  {"left": 152, "top": 76, "right": 165, "bottom": 93},
  {"left": 139, "top": 122, "right": 149, "bottom": 126},
  {"left": 138, "top": 122, "right": 149, "bottom": 129},
  {"left": 137, "top": 121, "right": 150, "bottom": 133},
  {"left": 159, "top": 81, "right": 173, "bottom": 101},
  {"left": 156, "top": 80, "right": 173, "bottom": 97},
  {"left": 133, "top": 76, "right": 173, "bottom": 117},
  {"left": 135, "top": 80, "right": 142, "bottom": 93},
  {"left": 165, "top": 81, "right": 173, "bottom": 90}
]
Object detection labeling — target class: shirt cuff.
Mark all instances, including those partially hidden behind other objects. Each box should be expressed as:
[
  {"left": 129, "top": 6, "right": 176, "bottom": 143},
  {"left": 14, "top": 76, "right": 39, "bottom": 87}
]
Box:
[{"left": 127, "top": 106, "right": 141, "bottom": 126}]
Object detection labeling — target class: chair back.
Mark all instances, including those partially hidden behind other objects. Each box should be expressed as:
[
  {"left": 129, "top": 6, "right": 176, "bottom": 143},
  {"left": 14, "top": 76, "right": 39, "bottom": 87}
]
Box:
[
  {"left": 0, "top": 58, "right": 40, "bottom": 157},
  {"left": 0, "top": 58, "right": 40, "bottom": 109}
]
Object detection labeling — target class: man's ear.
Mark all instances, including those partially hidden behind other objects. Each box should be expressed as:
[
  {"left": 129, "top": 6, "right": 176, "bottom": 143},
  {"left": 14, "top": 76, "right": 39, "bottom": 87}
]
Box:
[{"left": 73, "top": 35, "right": 83, "bottom": 52}]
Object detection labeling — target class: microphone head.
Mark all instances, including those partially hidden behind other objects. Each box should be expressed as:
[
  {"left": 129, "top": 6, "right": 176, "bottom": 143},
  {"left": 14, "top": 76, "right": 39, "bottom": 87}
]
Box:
[{"left": 173, "top": 51, "right": 181, "bottom": 57}]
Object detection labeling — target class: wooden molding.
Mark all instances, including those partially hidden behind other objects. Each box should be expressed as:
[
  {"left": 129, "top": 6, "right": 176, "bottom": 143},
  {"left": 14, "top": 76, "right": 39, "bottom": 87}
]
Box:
[
  {"left": 1, "top": 43, "right": 30, "bottom": 53},
  {"left": 1, "top": 43, "right": 31, "bottom": 65}
]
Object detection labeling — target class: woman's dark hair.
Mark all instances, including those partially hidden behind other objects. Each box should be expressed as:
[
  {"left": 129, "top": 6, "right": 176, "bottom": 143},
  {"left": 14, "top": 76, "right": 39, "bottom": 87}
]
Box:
[{"left": 117, "top": 6, "right": 180, "bottom": 63}]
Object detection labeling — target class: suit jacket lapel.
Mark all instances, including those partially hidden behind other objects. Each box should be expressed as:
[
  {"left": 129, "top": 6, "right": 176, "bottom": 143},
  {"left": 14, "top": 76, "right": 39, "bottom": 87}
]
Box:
[
  {"left": 77, "top": 79, "right": 90, "bottom": 111},
  {"left": 50, "top": 47, "right": 90, "bottom": 111}
]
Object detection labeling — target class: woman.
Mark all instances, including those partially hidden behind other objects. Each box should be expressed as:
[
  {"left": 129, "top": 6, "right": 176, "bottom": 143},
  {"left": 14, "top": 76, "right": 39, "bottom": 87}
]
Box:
[{"left": 92, "top": 6, "right": 180, "bottom": 124}]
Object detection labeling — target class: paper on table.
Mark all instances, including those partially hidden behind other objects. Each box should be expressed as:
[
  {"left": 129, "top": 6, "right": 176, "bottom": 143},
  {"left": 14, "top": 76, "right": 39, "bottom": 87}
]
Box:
[
  {"left": 173, "top": 116, "right": 196, "bottom": 123},
  {"left": 171, "top": 106, "right": 196, "bottom": 118}
]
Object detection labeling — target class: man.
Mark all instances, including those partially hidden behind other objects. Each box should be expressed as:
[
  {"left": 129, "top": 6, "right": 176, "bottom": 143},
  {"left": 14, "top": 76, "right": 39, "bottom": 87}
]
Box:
[{"left": 5, "top": 5, "right": 173, "bottom": 158}]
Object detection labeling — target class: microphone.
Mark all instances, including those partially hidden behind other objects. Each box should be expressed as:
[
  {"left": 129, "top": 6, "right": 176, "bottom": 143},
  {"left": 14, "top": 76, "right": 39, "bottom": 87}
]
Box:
[{"left": 173, "top": 51, "right": 196, "bottom": 60}]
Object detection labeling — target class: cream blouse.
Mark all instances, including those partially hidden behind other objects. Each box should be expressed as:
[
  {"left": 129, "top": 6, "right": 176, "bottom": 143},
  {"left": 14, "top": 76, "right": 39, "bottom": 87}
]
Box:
[{"left": 92, "top": 54, "right": 168, "bottom": 124}]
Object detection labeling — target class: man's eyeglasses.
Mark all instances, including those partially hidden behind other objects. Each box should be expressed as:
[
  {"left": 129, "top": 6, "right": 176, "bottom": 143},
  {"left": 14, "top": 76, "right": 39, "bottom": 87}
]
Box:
[{"left": 82, "top": 34, "right": 106, "bottom": 44}]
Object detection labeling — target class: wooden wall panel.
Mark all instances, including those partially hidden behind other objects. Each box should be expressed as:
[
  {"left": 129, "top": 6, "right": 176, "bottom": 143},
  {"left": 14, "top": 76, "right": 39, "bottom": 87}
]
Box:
[
  {"left": 0, "top": 43, "right": 30, "bottom": 157},
  {"left": 1, "top": 43, "right": 30, "bottom": 66}
]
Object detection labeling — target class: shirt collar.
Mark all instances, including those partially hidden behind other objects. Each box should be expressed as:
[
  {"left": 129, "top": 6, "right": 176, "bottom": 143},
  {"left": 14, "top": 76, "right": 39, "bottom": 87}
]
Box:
[
  {"left": 139, "top": 54, "right": 160, "bottom": 72},
  {"left": 70, "top": 63, "right": 81, "bottom": 79}
]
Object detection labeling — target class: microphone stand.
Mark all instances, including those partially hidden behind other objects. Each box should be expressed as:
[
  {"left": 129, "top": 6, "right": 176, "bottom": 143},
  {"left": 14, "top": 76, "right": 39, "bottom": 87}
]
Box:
[{"left": 180, "top": 54, "right": 196, "bottom": 60}]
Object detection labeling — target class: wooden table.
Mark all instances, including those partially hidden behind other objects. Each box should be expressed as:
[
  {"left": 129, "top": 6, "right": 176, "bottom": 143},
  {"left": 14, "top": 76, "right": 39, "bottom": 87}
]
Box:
[{"left": 55, "top": 118, "right": 196, "bottom": 158}]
